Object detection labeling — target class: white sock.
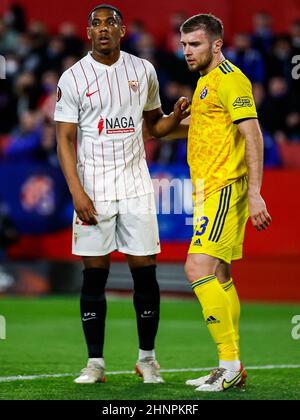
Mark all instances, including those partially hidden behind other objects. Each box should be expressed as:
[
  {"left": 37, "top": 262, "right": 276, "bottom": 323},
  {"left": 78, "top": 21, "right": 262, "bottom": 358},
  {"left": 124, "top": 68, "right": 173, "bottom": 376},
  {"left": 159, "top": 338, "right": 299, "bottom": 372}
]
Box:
[
  {"left": 89, "top": 358, "right": 105, "bottom": 367},
  {"left": 139, "top": 349, "right": 155, "bottom": 361},
  {"left": 219, "top": 360, "right": 241, "bottom": 372}
]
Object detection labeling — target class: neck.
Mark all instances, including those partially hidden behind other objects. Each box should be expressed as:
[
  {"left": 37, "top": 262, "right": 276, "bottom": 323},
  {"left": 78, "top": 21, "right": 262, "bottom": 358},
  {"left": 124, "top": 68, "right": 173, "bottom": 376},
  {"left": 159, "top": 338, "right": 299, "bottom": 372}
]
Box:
[
  {"left": 91, "top": 48, "right": 121, "bottom": 66},
  {"left": 200, "top": 53, "right": 225, "bottom": 76}
]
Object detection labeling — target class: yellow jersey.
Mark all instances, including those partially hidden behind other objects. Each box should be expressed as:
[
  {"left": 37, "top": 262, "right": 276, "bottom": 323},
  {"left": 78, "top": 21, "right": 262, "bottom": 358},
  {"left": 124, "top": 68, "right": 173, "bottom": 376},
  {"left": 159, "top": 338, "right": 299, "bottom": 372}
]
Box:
[{"left": 188, "top": 59, "right": 257, "bottom": 201}]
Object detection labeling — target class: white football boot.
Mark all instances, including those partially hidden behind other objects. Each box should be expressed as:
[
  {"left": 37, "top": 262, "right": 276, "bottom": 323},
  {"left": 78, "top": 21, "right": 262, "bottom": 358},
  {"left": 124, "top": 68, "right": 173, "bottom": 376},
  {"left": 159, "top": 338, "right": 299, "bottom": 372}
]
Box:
[
  {"left": 187, "top": 364, "right": 247, "bottom": 390},
  {"left": 74, "top": 359, "right": 106, "bottom": 384},
  {"left": 186, "top": 369, "right": 218, "bottom": 387},
  {"left": 135, "top": 358, "right": 165, "bottom": 384},
  {"left": 195, "top": 365, "right": 246, "bottom": 392}
]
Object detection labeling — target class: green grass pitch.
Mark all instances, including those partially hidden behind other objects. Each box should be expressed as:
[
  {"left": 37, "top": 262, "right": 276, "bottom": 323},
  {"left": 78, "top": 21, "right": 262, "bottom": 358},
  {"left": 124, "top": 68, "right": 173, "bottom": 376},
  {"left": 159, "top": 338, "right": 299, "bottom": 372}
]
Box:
[{"left": 0, "top": 296, "right": 300, "bottom": 400}]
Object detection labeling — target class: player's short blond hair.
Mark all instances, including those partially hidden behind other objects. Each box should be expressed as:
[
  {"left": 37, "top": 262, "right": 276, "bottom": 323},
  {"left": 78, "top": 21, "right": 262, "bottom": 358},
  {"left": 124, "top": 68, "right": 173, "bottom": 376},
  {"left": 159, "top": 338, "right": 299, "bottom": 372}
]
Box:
[{"left": 180, "top": 14, "right": 224, "bottom": 40}]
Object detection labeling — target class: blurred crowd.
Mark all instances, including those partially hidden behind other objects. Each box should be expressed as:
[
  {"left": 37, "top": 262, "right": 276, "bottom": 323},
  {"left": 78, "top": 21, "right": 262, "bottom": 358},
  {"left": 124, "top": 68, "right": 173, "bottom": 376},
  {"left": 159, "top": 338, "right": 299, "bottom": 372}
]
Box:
[{"left": 1, "top": 5, "right": 300, "bottom": 168}]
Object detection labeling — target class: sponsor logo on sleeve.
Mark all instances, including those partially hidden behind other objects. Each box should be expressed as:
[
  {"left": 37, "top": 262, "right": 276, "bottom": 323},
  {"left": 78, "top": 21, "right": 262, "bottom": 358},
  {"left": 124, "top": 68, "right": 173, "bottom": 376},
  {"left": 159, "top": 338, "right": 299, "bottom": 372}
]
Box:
[
  {"left": 56, "top": 86, "right": 62, "bottom": 102},
  {"left": 233, "top": 96, "right": 253, "bottom": 108}
]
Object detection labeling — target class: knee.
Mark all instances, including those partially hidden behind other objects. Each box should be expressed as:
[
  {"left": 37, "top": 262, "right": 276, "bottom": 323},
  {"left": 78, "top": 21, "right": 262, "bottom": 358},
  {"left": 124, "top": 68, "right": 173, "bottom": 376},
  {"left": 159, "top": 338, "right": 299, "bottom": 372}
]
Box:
[
  {"left": 185, "top": 261, "right": 201, "bottom": 284},
  {"left": 131, "top": 265, "right": 160, "bottom": 299},
  {"left": 81, "top": 268, "right": 109, "bottom": 299},
  {"left": 184, "top": 257, "right": 217, "bottom": 284}
]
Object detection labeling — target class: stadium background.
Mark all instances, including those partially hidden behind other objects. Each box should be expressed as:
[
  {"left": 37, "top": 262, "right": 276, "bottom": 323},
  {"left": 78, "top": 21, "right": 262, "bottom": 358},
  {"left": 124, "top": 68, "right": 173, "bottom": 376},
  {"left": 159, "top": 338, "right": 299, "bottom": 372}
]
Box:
[
  {"left": 1, "top": 0, "right": 300, "bottom": 301},
  {"left": 0, "top": 0, "right": 300, "bottom": 402}
]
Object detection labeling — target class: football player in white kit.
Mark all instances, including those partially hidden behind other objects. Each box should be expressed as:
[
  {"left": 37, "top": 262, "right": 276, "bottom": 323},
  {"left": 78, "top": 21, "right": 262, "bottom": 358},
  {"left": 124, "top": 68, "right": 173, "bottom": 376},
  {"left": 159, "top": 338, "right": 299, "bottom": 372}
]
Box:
[{"left": 54, "top": 4, "right": 190, "bottom": 384}]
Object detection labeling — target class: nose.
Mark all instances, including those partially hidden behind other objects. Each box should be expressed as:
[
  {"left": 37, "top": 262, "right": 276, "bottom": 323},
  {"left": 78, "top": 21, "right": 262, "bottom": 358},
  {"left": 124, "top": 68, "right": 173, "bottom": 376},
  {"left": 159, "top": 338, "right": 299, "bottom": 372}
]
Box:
[
  {"left": 184, "top": 45, "right": 192, "bottom": 56},
  {"left": 99, "top": 25, "right": 108, "bottom": 32}
]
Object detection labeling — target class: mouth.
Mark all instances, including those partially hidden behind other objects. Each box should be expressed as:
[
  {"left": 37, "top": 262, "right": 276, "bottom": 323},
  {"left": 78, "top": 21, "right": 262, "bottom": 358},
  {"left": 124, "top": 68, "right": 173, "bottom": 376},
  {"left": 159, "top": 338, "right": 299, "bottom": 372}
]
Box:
[{"left": 98, "top": 36, "right": 110, "bottom": 45}]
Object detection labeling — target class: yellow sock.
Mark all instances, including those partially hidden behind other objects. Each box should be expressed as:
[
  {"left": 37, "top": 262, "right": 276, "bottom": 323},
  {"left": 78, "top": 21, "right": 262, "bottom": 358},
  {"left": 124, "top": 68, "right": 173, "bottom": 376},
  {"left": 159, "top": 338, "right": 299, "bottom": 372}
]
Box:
[
  {"left": 221, "top": 278, "right": 241, "bottom": 358},
  {"left": 192, "top": 275, "right": 238, "bottom": 362}
]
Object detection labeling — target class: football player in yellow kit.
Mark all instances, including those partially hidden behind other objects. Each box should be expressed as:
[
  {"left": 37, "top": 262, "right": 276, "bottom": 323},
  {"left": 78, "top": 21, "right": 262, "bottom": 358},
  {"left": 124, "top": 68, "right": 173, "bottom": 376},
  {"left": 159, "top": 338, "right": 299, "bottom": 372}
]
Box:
[{"left": 171, "top": 14, "right": 272, "bottom": 392}]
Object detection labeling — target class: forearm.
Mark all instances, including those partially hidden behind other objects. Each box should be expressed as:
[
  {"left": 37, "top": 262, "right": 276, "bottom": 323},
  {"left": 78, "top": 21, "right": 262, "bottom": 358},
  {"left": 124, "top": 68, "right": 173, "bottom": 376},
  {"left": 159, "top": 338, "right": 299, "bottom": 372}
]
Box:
[
  {"left": 162, "top": 117, "right": 190, "bottom": 140},
  {"left": 57, "top": 140, "right": 83, "bottom": 196},
  {"left": 147, "top": 112, "right": 182, "bottom": 138},
  {"left": 245, "top": 130, "right": 264, "bottom": 197}
]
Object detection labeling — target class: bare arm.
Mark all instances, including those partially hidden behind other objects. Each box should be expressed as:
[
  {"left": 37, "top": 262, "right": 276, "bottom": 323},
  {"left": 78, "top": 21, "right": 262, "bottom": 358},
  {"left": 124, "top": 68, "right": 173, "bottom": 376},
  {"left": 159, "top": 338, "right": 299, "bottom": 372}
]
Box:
[
  {"left": 143, "top": 97, "right": 190, "bottom": 139},
  {"left": 237, "top": 119, "right": 272, "bottom": 232},
  {"left": 56, "top": 122, "right": 98, "bottom": 225},
  {"left": 162, "top": 116, "right": 190, "bottom": 140}
]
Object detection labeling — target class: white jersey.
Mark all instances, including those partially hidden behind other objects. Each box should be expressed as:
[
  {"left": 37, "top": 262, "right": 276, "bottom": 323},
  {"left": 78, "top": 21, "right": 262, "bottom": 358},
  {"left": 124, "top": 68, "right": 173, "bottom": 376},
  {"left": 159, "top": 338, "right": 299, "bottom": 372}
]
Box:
[{"left": 54, "top": 51, "right": 161, "bottom": 201}]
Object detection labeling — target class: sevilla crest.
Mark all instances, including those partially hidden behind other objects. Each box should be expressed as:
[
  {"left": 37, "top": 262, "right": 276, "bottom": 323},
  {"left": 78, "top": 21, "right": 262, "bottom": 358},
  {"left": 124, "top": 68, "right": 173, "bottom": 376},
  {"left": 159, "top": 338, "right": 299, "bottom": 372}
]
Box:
[{"left": 128, "top": 80, "right": 139, "bottom": 92}]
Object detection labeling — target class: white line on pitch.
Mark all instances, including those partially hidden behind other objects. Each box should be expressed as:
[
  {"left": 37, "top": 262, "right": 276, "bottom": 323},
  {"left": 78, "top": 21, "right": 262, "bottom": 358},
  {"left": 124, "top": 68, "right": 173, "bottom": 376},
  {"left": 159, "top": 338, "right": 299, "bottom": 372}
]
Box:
[{"left": 0, "top": 364, "right": 300, "bottom": 383}]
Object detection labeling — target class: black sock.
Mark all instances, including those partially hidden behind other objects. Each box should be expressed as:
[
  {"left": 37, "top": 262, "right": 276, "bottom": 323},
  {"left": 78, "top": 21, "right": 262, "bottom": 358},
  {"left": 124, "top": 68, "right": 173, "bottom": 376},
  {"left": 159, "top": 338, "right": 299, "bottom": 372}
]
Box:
[
  {"left": 80, "top": 268, "right": 109, "bottom": 358},
  {"left": 131, "top": 265, "right": 160, "bottom": 351}
]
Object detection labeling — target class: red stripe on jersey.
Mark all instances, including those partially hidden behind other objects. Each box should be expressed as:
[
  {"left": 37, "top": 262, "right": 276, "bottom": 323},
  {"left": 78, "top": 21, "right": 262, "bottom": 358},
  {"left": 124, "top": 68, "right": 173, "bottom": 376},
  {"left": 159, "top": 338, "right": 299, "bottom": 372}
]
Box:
[
  {"left": 92, "top": 143, "right": 96, "bottom": 202},
  {"left": 112, "top": 141, "right": 118, "bottom": 198},
  {"left": 80, "top": 61, "right": 93, "bottom": 110},
  {"left": 137, "top": 136, "right": 146, "bottom": 194},
  {"left": 82, "top": 141, "right": 86, "bottom": 190},
  {"left": 131, "top": 140, "right": 138, "bottom": 196},
  {"left": 140, "top": 59, "right": 149, "bottom": 88},
  {"left": 106, "top": 70, "right": 113, "bottom": 108},
  {"left": 71, "top": 69, "right": 83, "bottom": 111},
  {"left": 129, "top": 55, "right": 141, "bottom": 106},
  {"left": 101, "top": 142, "right": 107, "bottom": 201},
  {"left": 122, "top": 140, "right": 128, "bottom": 198},
  {"left": 90, "top": 63, "right": 103, "bottom": 110},
  {"left": 114, "top": 68, "right": 122, "bottom": 107},
  {"left": 123, "top": 58, "right": 132, "bottom": 106}
]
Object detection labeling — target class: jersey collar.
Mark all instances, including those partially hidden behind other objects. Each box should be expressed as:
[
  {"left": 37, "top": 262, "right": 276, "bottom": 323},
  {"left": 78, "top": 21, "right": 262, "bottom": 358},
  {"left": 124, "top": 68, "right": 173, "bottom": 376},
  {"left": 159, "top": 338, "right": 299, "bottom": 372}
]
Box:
[{"left": 86, "top": 51, "right": 124, "bottom": 70}]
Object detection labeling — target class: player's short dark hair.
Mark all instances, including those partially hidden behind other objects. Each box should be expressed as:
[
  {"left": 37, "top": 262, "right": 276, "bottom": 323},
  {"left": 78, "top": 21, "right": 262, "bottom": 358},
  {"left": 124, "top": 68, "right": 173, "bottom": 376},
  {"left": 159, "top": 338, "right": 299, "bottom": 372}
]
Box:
[
  {"left": 88, "top": 4, "right": 123, "bottom": 25},
  {"left": 180, "top": 14, "right": 224, "bottom": 40}
]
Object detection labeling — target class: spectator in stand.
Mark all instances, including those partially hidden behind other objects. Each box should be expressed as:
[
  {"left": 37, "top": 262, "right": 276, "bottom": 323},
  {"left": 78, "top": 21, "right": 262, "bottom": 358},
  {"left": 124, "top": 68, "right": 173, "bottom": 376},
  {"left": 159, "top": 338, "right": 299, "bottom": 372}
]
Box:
[
  {"left": 39, "top": 70, "right": 59, "bottom": 122},
  {"left": 134, "top": 31, "right": 156, "bottom": 63},
  {"left": 226, "top": 33, "right": 265, "bottom": 83},
  {"left": 285, "top": 112, "right": 300, "bottom": 142},
  {"left": 159, "top": 16, "right": 198, "bottom": 87},
  {"left": 58, "top": 22, "right": 85, "bottom": 58},
  {"left": 122, "top": 19, "right": 147, "bottom": 55},
  {"left": 0, "top": 80, "right": 18, "bottom": 135},
  {"left": 0, "top": 18, "right": 18, "bottom": 54},
  {"left": 14, "top": 72, "right": 41, "bottom": 119},
  {"left": 290, "top": 20, "right": 300, "bottom": 54},
  {"left": 3, "top": 3, "right": 27, "bottom": 33},
  {"left": 40, "top": 122, "right": 59, "bottom": 165},
  {"left": 252, "top": 11, "right": 274, "bottom": 54},
  {"left": 252, "top": 82, "right": 281, "bottom": 167},
  {"left": 21, "top": 21, "right": 48, "bottom": 74},
  {"left": 2, "top": 110, "right": 43, "bottom": 162},
  {"left": 61, "top": 55, "right": 81, "bottom": 72},
  {"left": 165, "top": 11, "right": 187, "bottom": 54},
  {"left": 266, "top": 36, "right": 292, "bottom": 82},
  {"left": 259, "top": 77, "right": 291, "bottom": 138}
]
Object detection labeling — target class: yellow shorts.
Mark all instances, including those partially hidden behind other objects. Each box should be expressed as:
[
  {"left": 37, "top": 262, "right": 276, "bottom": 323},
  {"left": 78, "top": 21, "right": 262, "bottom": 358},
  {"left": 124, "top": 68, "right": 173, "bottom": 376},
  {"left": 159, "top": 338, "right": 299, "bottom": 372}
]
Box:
[{"left": 188, "top": 177, "right": 249, "bottom": 264}]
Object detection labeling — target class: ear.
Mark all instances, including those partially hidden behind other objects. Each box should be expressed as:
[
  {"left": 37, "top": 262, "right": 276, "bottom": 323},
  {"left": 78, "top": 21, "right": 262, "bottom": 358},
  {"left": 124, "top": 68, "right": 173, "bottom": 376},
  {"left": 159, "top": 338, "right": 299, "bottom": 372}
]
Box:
[
  {"left": 120, "top": 25, "right": 126, "bottom": 39},
  {"left": 213, "top": 38, "right": 223, "bottom": 54},
  {"left": 87, "top": 27, "right": 92, "bottom": 40}
]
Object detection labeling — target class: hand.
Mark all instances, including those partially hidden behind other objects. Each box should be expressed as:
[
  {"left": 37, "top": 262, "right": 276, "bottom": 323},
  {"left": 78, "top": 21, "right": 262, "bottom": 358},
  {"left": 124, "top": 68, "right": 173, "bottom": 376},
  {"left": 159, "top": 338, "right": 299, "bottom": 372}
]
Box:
[
  {"left": 173, "top": 96, "right": 191, "bottom": 121},
  {"left": 72, "top": 189, "right": 98, "bottom": 226},
  {"left": 248, "top": 194, "right": 272, "bottom": 232}
]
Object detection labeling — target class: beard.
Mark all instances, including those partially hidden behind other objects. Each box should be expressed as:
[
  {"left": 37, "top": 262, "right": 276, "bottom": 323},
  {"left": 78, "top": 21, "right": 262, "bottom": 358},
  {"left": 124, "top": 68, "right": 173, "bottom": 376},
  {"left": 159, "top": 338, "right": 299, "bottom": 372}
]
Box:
[{"left": 187, "top": 50, "right": 214, "bottom": 73}]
